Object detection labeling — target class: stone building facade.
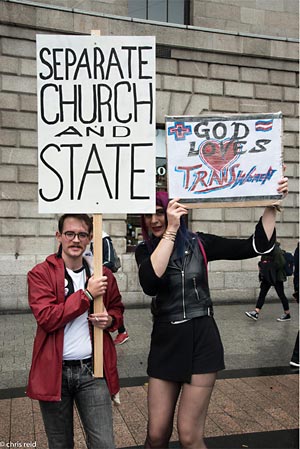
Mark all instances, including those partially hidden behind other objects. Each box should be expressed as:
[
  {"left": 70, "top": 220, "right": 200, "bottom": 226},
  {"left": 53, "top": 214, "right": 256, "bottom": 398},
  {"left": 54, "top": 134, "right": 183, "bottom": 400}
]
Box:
[{"left": 0, "top": 0, "right": 299, "bottom": 311}]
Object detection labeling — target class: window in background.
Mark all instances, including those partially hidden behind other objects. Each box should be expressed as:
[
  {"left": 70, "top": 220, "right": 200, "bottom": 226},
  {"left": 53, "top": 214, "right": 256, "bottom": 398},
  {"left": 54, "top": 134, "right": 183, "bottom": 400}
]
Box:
[
  {"left": 128, "top": 0, "right": 189, "bottom": 25},
  {"left": 126, "top": 128, "right": 167, "bottom": 251}
]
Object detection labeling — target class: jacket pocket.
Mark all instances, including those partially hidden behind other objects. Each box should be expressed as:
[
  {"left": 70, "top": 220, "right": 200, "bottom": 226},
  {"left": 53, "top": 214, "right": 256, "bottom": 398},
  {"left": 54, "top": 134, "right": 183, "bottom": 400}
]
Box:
[{"left": 193, "top": 277, "right": 202, "bottom": 304}]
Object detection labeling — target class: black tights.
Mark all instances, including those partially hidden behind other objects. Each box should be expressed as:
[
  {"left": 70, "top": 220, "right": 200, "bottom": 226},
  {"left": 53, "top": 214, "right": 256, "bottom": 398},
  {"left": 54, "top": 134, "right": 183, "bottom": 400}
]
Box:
[{"left": 145, "top": 373, "right": 217, "bottom": 449}]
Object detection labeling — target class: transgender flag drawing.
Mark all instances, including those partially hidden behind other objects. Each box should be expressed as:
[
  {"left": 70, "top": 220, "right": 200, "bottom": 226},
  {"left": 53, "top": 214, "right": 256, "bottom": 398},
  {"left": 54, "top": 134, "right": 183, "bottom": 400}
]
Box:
[{"left": 255, "top": 119, "right": 273, "bottom": 132}]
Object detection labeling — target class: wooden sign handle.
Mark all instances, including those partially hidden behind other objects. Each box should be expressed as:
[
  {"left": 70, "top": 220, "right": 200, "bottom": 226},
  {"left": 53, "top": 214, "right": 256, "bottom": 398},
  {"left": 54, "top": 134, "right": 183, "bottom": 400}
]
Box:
[
  {"left": 92, "top": 213, "right": 104, "bottom": 377},
  {"left": 91, "top": 30, "right": 103, "bottom": 378}
]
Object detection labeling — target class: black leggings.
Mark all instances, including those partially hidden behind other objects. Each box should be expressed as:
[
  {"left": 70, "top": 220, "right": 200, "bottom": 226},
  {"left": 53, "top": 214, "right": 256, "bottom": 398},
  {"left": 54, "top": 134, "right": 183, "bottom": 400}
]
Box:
[{"left": 256, "top": 279, "right": 289, "bottom": 311}]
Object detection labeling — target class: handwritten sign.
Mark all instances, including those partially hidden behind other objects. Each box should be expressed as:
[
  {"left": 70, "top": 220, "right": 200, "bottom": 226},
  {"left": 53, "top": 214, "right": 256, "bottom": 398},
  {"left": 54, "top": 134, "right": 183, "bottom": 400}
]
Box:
[
  {"left": 37, "top": 35, "right": 156, "bottom": 213},
  {"left": 166, "top": 113, "right": 283, "bottom": 207}
]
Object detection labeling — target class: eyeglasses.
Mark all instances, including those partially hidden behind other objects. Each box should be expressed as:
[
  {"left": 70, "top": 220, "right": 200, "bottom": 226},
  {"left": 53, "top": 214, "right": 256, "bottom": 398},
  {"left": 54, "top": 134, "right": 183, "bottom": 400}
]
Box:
[
  {"left": 144, "top": 209, "right": 165, "bottom": 219},
  {"left": 63, "top": 231, "right": 90, "bottom": 241}
]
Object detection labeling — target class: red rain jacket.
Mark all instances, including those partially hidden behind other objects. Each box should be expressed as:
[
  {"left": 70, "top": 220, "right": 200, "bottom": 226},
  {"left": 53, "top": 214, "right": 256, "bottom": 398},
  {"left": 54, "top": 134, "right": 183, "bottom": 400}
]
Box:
[{"left": 26, "top": 253, "right": 124, "bottom": 401}]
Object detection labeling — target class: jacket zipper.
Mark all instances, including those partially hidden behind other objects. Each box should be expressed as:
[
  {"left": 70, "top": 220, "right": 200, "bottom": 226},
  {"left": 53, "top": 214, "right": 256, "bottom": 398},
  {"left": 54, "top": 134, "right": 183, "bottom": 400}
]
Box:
[
  {"left": 181, "top": 270, "right": 185, "bottom": 319},
  {"left": 181, "top": 251, "right": 189, "bottom": 319}
]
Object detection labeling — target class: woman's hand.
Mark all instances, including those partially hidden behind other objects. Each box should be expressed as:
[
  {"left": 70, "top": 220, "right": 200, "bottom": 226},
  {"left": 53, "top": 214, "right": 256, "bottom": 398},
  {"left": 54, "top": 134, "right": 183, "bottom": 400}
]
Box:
[
  {"left": 277, "top": 163, "right": 288, "bottom": 198},
  {"left": 277, "top": 176, "right": 288, "bottom": 199},
  {"left": 166, "top": 198, "right": 188, "bottom": 232},
  {"left": 150, "top": 198, "right": 187, "bottom": 278},
  {"left": 262, "top": 175, "right": 289, "bottom": 240}
]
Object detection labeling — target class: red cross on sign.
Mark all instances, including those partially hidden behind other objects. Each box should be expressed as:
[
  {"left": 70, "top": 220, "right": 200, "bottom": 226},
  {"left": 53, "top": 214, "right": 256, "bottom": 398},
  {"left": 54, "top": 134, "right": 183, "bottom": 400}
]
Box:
[{"left": 168, "top": 122, "right": 192, "bottom": 141}]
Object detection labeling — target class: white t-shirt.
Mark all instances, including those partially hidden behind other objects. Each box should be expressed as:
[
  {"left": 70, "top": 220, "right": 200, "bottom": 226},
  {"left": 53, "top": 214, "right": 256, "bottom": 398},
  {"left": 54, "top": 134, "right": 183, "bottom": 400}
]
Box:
[{"left": 63, "top": 267, "right": 92, "bottom": 360}]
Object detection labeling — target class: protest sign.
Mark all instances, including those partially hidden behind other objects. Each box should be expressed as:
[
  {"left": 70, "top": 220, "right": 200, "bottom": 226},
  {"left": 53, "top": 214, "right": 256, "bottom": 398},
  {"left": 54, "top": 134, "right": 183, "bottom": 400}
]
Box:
[
  {"left": 166, "top": 113, "right": 283, "bottom": 207},
  {"left": 37, "top": 34, "right": 156, "bottom": 213},
  {"left": 37, "top": 33, "right": 156, "bottom": 377}
]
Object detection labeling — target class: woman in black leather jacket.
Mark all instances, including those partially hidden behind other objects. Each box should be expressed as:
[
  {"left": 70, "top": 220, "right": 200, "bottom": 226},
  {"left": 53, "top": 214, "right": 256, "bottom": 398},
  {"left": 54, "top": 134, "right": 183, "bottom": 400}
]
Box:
[{"left": 135, "top": 179, "right": 288, "bottom": 449}]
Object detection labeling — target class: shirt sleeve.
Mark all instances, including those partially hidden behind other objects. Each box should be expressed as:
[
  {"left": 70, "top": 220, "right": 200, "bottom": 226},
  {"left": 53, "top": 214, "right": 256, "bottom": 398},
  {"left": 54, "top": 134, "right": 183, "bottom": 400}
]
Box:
[
  {"left": 199, "top": 216, "right": 276, "bottom": 262},
  {"left": 135, "top": 242, "right": 162, "bottom": 296}
]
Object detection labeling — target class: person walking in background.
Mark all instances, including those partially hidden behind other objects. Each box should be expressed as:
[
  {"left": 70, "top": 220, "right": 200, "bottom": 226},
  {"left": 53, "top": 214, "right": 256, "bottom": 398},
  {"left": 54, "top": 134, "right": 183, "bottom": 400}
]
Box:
[
  {"left": 290, "top": 242, "right": 299, "bottom": 368},
  {"left": 292, "top": 242, "right": 299, "bottom": 302},
  {"left": 87, "top": 230, "right": 130, "bottom": 345},
  {"left": 114, "top": 322, "right": 130, "bottom": 344},
  {"left": 245, "top": 241, "right": 291, "bottom": 322},
  {"left": 135, "top": 178, "right": 288, "bottom": 449},
  {"left": 102, "top": 232, "right": 130, "bottom": 345},
  {"left": 27, "top": 214, "right": 124, "bottom": 449}
]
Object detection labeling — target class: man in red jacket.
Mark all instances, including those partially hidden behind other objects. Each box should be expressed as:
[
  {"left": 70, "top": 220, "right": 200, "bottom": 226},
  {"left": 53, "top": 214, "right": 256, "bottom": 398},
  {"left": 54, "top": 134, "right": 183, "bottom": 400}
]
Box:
[{"left": 26, "top": 213, "right": 124, "bottom": 449}]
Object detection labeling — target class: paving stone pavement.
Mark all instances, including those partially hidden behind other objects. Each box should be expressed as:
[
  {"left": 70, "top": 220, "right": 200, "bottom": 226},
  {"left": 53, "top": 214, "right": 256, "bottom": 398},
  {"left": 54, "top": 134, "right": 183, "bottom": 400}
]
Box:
[
  {"left": 0, "top": 302, "right": 299, "bottom": 388},
  {"left": 0, "top": 302, "right": 299, "bottom": 448}
]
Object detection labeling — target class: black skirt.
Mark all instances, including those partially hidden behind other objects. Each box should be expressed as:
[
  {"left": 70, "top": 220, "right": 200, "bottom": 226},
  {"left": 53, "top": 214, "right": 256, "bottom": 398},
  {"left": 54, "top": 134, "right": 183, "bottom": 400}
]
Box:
[{"left": 147, "top": 316, "right": 225, "bottom": 383}]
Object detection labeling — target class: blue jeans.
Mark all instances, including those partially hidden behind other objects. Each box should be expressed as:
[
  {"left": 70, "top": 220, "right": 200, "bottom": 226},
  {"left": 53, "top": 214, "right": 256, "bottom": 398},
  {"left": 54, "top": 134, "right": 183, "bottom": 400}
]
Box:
[{"left": 39, "top": 361, "right": 115, "bottom": 449}]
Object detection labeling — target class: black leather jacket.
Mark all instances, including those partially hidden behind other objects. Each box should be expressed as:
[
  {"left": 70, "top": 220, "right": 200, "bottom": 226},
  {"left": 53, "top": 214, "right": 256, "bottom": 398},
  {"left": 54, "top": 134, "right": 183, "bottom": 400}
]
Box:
[
  {"left": 150, "top": 236, "right": 211, "bottom": 322},
  {"left": 135, "top": 218, "right": 276, "bottom": 323}
]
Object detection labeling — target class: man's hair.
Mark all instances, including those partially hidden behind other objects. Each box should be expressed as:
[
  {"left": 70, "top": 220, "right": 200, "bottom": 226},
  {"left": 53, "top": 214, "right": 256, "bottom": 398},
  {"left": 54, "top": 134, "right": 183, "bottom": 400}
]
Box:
[{"left": 58, "top": 214, "right": 93, "bottom": 234}]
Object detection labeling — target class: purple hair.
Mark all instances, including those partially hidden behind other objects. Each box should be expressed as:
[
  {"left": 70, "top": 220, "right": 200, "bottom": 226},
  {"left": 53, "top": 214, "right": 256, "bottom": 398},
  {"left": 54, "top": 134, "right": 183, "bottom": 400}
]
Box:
[{"left": 141, "top": 191, "right": 189, "bottom": 253}]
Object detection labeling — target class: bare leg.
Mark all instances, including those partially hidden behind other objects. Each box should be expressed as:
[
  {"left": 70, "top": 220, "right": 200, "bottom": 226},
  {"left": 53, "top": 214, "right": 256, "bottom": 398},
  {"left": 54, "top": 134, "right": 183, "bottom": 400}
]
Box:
[
  {"left": 177, "top": 372, "right": 217, "bottom": 449},
  {"left": 145, "top": 377, "right": 181, "bottom": 448}
]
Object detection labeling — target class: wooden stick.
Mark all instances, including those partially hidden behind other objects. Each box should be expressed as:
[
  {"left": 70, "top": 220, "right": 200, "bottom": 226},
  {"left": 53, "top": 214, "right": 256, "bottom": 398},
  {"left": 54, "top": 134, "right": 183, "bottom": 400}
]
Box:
[
  {"left": 181, "top": 199, "right": 282, "bottom": 209},
  {"left": 92, "top": 213, "right": 104, "bottom": 377},
  {"left": 91, "top": 29, "right": 103, "bottom": 378}
]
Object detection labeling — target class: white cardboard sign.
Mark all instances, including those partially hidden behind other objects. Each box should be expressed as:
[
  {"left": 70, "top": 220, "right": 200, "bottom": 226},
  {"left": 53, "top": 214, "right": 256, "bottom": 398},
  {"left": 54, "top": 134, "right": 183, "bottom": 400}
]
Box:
[
  {"left": 37, "top": 35, "right": 156, "bottom": 213},
  {"left": 166, "top": 113, "right": 283, "bottom": 207}
]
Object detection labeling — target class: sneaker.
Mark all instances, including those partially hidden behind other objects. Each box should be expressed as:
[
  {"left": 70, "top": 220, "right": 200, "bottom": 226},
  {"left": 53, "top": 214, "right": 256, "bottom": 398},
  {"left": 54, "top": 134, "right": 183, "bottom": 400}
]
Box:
[
  {"left": 290, "top": 360, "right": 300, "bottom": 368},
  {"left": 114, "top": 332, "right": 129, "bottom": 345},
  {"left": 277, "top": 313, "right": 291, "bottom": 322},
  {"left": 245, "top": 311, "right": 259, "bottom": 321}
]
